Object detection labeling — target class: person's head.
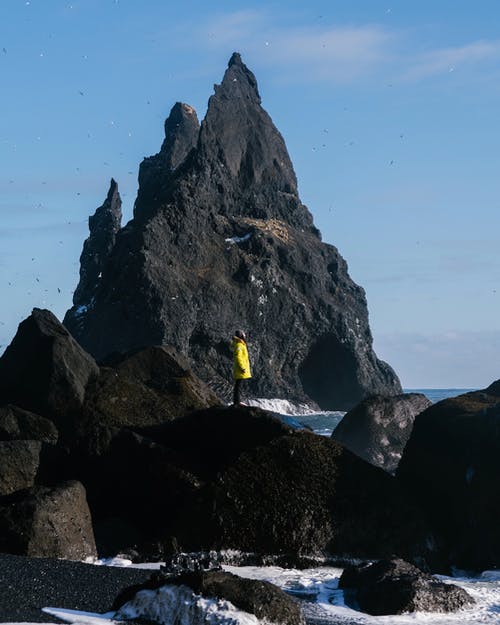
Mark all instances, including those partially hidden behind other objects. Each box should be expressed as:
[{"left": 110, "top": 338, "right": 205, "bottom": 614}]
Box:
[{"left": 234, "top": 330, "right": 246, "bottom": 341}]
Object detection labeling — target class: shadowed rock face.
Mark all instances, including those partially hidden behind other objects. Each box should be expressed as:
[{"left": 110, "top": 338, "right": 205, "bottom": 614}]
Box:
[
  {"left": 64, "top": 53, "right": 401, "bottom": 410},
  {"left": 397, "top": 382, "right": 500, "bottom": 570}
]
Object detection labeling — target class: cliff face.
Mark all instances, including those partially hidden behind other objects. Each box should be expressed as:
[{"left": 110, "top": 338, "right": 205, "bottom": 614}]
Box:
[{"left": 64, "top": 53, "right": 401, "bottom": 409}]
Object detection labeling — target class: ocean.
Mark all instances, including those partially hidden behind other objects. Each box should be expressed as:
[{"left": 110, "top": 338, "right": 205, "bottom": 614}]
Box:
[{"left": 250, "top": 389, "right": 475, "bottom": 437}]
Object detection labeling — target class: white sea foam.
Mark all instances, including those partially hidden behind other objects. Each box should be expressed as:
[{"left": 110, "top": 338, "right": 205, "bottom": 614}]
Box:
[
  {"left": 246, "top": 398, "right": 321, "bottom": 415},
  {"left": 223, "top": 565, "right": 500, "bottom": 624}
]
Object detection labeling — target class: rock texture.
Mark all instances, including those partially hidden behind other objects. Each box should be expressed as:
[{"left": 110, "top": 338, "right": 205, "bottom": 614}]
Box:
[
  {"left": 114, "top": 569, "right": 305, "bottom": 625},
  {"left": 0, "top": 308, "right": 99, "bottom": 436},
  {"left": 72, "top": 178, "right": 122, "bottom": 310},
  {"left": 0, "top": 310, "right": 220, "bottom": 448},
  {"left": 332, "top": 393, "right": 431, "bottom": 473},
  {"left": 0, "top": 481, "right": 97, "bottom": 560},
  {"left": 339, "top": 558, "right": 474, "bottom": 615},
  {"left": 83, "top": 405, "right": 442, "bottom": 568},
  {"left": 0, "top": 405, "right": 58, "bottom": 443},
  {"left": 64, "top": 52, "right": 401, "bottom": 410},
  {"left": 397, "top": 382, "right": 500, "bottom": 570},
  {"left": 0, "top": 440, "right": 42, "bottom": 496}
]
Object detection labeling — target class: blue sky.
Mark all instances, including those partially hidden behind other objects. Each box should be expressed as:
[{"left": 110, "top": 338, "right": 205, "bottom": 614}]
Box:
[{"left": 1, "top": 0, "right": 499, "bottom": 388}]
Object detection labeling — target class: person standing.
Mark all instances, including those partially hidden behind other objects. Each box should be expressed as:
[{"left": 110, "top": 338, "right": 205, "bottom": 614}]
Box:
[{"left": 232, "top": 330, "right": 251, "bottom": 405}]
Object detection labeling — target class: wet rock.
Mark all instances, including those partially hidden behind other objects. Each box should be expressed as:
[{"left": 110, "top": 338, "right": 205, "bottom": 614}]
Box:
[
  {"left": 64, "top": 53, "right": 401, "bottom": 410},
  {"left": 339, "top": 558, "right": 474, "bottom": 615},
  {"left": 397, "top": 382, "right": 500, "bottom": 570},
  {"left": 0, "top": 480, "right": 97, "bottom": 560},
  {"left": 332, "top": 393, "right": 431, "bottom": 473},
  {"left": 0, "top": 404, "right": 58, "bottom": 443},
  {"left": 113, "top": 569, "right": 305, "bottom": 625}
]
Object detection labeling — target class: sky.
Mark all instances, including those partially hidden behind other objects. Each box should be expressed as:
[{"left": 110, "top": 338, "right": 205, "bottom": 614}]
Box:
[{"left": 1, "top": 0, "right": 499, "bottom": 388}]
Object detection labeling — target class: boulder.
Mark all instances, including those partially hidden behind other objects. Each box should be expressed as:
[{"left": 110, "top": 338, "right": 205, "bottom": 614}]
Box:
[
  {"left": 339, "top": 558, "right": 474, "bottom": 615},
  {"left": 0, "top": 480, "right": 97, "bottom": 560},
  {"left": 0, "top": 308, "right": 99, "bottom": 436},
  {"left": 0, "top": 440, "right": 42, "bottom": 496},
  {"left": 332, "top": 393, "right": 431, "bottom": 473},
  {"left": 85, "top": 406, "right": 442, "bottom": 567},
  {"left": 76, "top": 406, "right": 293, "bottom": 557},
  {"left": 64, "top": 53, "right": 401, "bottom": 410},
  {"left": 113, "top": 569, "right": 305, "bottom": 625},
  {"left": 0, "top": 404, "right": 58, "bottom": 443},
  {"left": 397, "top": 383, "right": 500, "bottom": 570},
  {"left": 83, "top": 345, "right": 221, "bottom": 432}
]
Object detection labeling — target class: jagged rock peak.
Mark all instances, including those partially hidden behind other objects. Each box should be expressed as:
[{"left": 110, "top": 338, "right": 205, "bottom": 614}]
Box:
[
  {"left": 63, "top": 54, "right": 402, "bottom": 409},
  {"left": 216, "top": 51, "right": 261, "bottom": 103},
  {"left": 198, "top": 52, "right": 298, "bottom": 206},
  {"left": 135, "top": 102, "right": 200, "bottom": 219},
  {"left": 161, "top": 102, "right": 200, "bottom": 170},
  {"left": 73, "top": 178, "right": 122, "bottom": 307}
]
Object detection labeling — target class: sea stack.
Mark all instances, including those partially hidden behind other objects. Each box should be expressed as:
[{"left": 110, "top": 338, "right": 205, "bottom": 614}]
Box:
[{"left": 64, "top": 53, "right": 401, "bottom": 409}]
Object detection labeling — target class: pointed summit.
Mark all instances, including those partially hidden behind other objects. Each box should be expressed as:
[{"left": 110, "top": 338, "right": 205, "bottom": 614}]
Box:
[
  {"left": 135, "top": 102, "right": 199, "bottom": 217},
  {"left": 64, "top": 55, "right": 402, "bottom": 410},
  {"left": 72, "top": 178, "right": 122, "bottom": 307}
]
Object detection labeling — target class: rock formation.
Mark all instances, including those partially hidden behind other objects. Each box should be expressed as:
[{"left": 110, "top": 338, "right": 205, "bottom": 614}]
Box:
[
  {"left": 332, "top": 393, "right": 431, "bottom": 473},
  {"left": 114, "top": 569, "right": 305, "bottom": 625},
  {"left": 64, "top": 53, "right": 401, "bottom": 410},
  {"left": 397, "top": 382, "right": 500, "bottom": 570},
  {"left": 0, "top": 481, "right": 96, "bottom": 560},
  {"left": 72, "top": 178, "right": 122, "bottom": 310},
  {"left": 339, "top": 558, "right": 474, "bottom": 615}
]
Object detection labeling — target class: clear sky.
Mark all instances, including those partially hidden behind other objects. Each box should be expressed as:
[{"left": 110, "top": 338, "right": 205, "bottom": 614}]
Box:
[{"left": 1, "top": 0, "right": 499, "bottom": 388}]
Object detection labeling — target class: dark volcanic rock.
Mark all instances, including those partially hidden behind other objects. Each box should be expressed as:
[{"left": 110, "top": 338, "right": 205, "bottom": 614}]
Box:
[
  {"left": 0, "top": 308, "right": 99, "bottom": 435},
  {"left": 90, "top": 406, "right": 442, "bottom": 567},
  {"left": 332, "top": 393, "right": 431, "bottom": 473},
  {"left": 0, "top": 404, "right": 58, "bottom": 443},
  {"left": 72, "top": 178, "right": 122, "bottom": 309},
  {"left": 201, "top": 428, "right": 440, "bottom": 567},
  {"left": 114, "top": 569, "right": 305, "bottom": 625},
  {"left": 339, "top": 558, "right": 474, "bottom": 615},
  {"left": 0, "top": 440, "right": 42, "bottom": 496},
  {"left": 0, "top": 480, "right": 97, "bottom": 559},
  {"left": 64, "top": 53, "right": 401, "bottom": 410},
  {"left": 76, "top": 345, "right": 221, "bottom": 453},
  {"left": 397, "top": 382, "right": 500, "bottom": 570}
]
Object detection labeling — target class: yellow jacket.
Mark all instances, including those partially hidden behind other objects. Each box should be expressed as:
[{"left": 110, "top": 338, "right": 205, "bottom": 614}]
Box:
[{"left": 232, "top": 337, "right": 251, "bottom": 380}]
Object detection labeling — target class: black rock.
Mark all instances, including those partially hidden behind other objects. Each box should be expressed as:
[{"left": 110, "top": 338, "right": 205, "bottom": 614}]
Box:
[
  {"left": 0, "top": 308, "right": 99, "bottom": 436},
  {"left": 87, "top": 406, "right": 442, "bottom": 567},
  {"left": 332, "top": 393, "right": 431, "bottom": 473},
  {"left": 0, "top": 480, "right": 97, "bottom": 559},
  {"left": 0, "top": 440, "right": 42, "bottom": 496},
  {"left": 339, "top": 558, "right": 474, "bottom": 615},
  {"left": 76, "top": 345, "right": 221, "bottom": 453},
  {"left": 113, "top": 569, "right": 305, "bottom": 625},
  {"left": 0, "top": 404, "right": 58, "bottom": 443},
  {"left": 64, "top": 53, "right": 401, "bottom": 410},
  {"left": 72, "top": 178, "right": 122, "bottom": 309},
  {"left": 397, "top": 382, "right": 500, "bottom": 570}
]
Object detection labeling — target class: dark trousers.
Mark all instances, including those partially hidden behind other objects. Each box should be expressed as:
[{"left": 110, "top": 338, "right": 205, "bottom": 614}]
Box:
[{"left": 233, "top": 379, "right": 245, "bottom": 405}]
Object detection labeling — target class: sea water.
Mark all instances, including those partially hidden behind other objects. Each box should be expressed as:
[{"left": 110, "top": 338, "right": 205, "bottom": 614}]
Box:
[{"left": 249, "top": 389, "right": 474, "bottom": 437}]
